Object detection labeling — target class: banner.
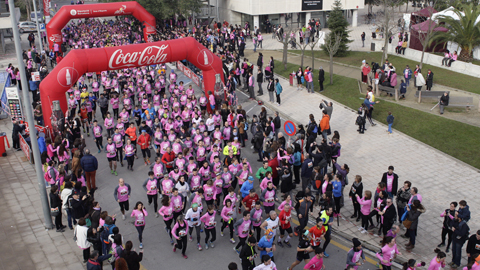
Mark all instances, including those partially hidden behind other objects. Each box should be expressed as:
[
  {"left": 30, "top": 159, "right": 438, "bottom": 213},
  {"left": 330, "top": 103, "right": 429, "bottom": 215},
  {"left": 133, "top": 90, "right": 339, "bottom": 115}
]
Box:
[
  {"left": 19, "top": 134, "right": 31, "bottom": 162},
  {"left": 0, "top": 72, "right": 11, "bottom": 116},
  {"left": 176, "top": 61, "right": 202, "bottom": 87},
  {"left": 302, "top": 0, "right": 323, "bottom": 11}
]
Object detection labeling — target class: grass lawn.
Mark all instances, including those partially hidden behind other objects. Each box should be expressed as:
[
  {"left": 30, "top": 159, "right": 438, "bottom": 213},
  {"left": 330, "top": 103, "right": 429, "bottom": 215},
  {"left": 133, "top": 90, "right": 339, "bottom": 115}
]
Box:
[
  {"left": 274, "top": 60, "right": 480, "bottom": 169},
  {"left": 289, "top": 50, "right": 480, "bottom": 95}
]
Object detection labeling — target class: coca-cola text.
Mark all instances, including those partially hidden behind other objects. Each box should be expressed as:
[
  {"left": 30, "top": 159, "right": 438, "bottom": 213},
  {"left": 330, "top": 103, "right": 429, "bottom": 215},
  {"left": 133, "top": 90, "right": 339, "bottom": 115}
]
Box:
[{"left": 108, "top": 45, "right": 169, "bottom": 69}]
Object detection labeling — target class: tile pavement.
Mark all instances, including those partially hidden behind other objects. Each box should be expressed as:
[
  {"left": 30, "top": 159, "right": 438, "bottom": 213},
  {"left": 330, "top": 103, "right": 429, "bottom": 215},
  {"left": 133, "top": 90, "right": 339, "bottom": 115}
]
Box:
[{"left": 249, "top": 67, "right": 480, "bottom": 266}]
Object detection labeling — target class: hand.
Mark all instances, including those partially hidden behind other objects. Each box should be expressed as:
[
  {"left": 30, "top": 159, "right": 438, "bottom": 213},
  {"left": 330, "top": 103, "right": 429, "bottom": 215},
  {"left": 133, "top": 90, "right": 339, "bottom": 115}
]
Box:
[
  {"left": 272, "top": 245, "right": 276, "bottom": 252},
  {"left": 298, "top": 214, "right": 302, "bottom": 218},
  {"left": 468, "top": 253, "right": 471, "bottom": 257},
  {"left": 356, "top": 262, "right": 362, "bottom": 266},
  {"left": 82, "top": 195, "right": 87, "bottom": 200},
  {"left": 332, "top": 159, "right": 336, "bottom": 163},
  {"left": 382, "top": 260, "right": 389, "bottom": 264},
  {"left": 112, "top": 214, "right": 116, "bottom": 219},
  {"left": 117, "top": 199, "right": 120, "bottom": 202}
]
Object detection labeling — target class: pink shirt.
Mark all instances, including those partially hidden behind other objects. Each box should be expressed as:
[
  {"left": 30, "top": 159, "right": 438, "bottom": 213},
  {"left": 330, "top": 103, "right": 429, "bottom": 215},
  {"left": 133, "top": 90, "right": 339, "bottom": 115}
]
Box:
[
  {"left": 428, "top": 257, "right": 446, "bottom": 270},
  {"left": 131, "top": 209, "right": 148, "bottom": 226},
  {"left": 376, "top": 244, "right": 400, "bottom": 266},
  {"left": 305, "top": 256, "right": 323, "bottom": 270}
]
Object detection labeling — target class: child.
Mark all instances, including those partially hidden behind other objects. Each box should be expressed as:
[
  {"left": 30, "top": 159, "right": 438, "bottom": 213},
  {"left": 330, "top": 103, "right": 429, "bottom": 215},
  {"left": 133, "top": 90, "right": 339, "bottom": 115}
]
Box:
[{"left": 387, "top": 112, "right": 394, "bottom": 134}]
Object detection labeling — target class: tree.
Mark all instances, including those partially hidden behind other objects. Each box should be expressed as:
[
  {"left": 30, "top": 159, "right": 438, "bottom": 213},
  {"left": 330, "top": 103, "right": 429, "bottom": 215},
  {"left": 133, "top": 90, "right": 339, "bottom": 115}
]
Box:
[
  {"left": 377, "top": 0, "right": 404, "bottom": 66},
  {"left": 430, "top": 4, "right": 480, "bottom": 62},
  {"left": 275, "top": 30, "right": 294, "bottom": 70},
  {"left": 321, "top": 0, "right": 352, "bottom": 57},
  {"left": 309, "top": 32, "right": 324, "bottom": 70},
  {"left": 412, "top": 5, "right": 439, "bottom": 69},
  {"left": 323, "top": 32, "right": 342, "bottom": 85}
]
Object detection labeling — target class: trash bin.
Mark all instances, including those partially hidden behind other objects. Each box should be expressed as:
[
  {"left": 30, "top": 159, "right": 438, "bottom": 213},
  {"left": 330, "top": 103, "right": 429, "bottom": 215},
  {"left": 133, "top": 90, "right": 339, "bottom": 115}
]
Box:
[
  {"left": 371, "top": 42, "right": 375, "bottom": 51},
  {"left": 0, "top": 132, "right": 9, "bottom": 157},
  {"left": 289, "top": 73, "right": 295, "bottom": 86}
]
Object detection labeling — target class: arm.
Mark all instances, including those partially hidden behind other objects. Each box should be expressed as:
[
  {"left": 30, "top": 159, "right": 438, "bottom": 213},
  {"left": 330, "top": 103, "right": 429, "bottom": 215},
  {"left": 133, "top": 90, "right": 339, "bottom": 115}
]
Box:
[
  {"left": 346, "top": 250, "right": 357, "bottom": 266},
  {"left": 142, "top": 179, "right": 149, "bottom": 192},
  {"left": 113, "top": 186, "right": 118, "bottom": 201}
]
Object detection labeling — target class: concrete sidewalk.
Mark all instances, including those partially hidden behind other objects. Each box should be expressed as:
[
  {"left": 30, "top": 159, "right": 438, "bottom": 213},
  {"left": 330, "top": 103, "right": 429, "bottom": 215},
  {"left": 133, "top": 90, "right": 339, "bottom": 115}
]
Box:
[
  {"left": 244, "top": 49, "right": 480, "bottom": 128},
  {"left": 247, "top": 65, "right": 478, "bottom": 266}
]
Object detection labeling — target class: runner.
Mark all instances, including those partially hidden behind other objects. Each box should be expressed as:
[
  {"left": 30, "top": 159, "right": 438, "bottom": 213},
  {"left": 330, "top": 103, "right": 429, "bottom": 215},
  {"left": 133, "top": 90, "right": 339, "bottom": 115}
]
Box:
[
  {"left": 105, "top": 137, "right": 118, "bottom": 175},
  {"left": 345, "top": 238, "right": 366, "bottom": 269},
  {"left": 234, "top": 211, "right": 253, "bottom": 254},
  {"left": 171, "top": 188, "right": 185, "bottom": 221},
  {"left": 142, "top": 171, "right": 160, "bottom": 217},
  {"left": 278, "top": 204, "right": 294, "bottom": 248},
  {"left": 257, "top": 229, "right": 276, "bottom": 262},
  {"left": 131, "top": 201, "right": 148, "bottom": 249},
  {"left": 309, "top": 218, "right": 326, "bottom": 249},
  {"left": 138, "top": 129, "right": 152, "bottom": 166},
  {"left": 250, "top": 201, "right": 264, "bottom": 242},
  {"left": 260, "top": 211, "right": 279, "bottom": 239},
  {"left": 304, "top": 248, "right": 325, "bottom": 270},
  {"left": 221, "top": 199, "right": 236, "bottom": 243},
  {"left": 200, "top": 205, "right": 217, "bottom": 250},
  {"left": 124, "top": 139, "right": 136, "bottom": 171},
  {"left": 260, "top": 183, "right": 279, "bottom": 216},
  {"left": 185, "top": 203, "right": 203, "bottom": 251},
  {"left": 113, "top": 178, "right": 131, "bottom": 220},
  {"left": 172, "top": 215, "right": 189, "bottom": 259},
  {"left": 239, "top": 237, "right": 258, "bottom": 270},
  {"left": 376, "top": 236, "right": 401, "bottom": 270},
  {"left": 287, "top": 230, "right": 314, "bottom": 270},
  {"left": 112, "top": 128, "right": 124, "bottom": 168},
  {"left": 158, "top": 195, "right": 175, "bottom": 245}
]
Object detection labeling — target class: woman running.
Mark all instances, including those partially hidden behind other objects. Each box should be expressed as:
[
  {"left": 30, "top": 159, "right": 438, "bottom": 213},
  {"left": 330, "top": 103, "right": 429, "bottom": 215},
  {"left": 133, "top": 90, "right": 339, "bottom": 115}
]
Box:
[
  {"left": 131, "top": 201, "right": 148, "bottom": 249},
  {"left": 221, "top": 199, "right": 236, "bottom": 244},
  {"left": 172, "top": 215, "right": 189, "bottom": 259},
  {"left": 142, "top": 171, "right": 160, "bottom": 217},
  {"left": 427, "top": 248, "right": 446, "bottom": 270},
  {"left": 200, "top": 205, "right": 217, "bottom": 250},
  {"left": 124, "top": 139, "right": 136, "bottom": 171},
  {"left": 158, "top": 195, "right": 175, "bottom": 245},
  {"left": 376, "top": 236, "right": 401, "bottom": 270}
]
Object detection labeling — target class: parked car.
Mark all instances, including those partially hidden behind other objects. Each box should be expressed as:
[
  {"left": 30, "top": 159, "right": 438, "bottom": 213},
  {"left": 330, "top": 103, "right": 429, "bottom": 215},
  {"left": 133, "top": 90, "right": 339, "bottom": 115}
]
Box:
[{"left": 18, "top": 21, "right": 37, "bottom": 34}]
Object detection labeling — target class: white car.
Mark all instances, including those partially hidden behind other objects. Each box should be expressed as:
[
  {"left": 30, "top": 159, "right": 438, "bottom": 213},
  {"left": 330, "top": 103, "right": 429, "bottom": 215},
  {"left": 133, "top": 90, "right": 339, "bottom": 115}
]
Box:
[{"left": 18, "top": 21, "right": 37, "bottom": 34}]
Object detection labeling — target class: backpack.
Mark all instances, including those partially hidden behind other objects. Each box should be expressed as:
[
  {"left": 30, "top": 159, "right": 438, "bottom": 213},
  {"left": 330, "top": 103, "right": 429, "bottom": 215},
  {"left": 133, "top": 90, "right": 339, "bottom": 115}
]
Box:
[
  {"left": 244, "top": 121, "right": 248, "bottom": 131},
  {"left": 66, "top": 193, "right": 75, "bottom": 209},
  {"left": 312, "top": 125, "right": 318, "bottom": 134},
  {"left": 44, "top": 167, "right": 55, "bottom": 184},
  {"left": 107, "top": 244, "right": 123, "bottom": 264},
  {"left": 355, "top": 116, "right": 365, "bottom": 126}
]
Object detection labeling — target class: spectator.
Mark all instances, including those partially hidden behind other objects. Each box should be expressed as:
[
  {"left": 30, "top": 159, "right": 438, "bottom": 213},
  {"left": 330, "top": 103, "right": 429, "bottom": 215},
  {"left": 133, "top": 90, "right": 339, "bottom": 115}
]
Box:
[
  {"left": 426, "top": 69, "right": 434, "bottom": 91},
  {"left": 86, "top": 250, "right": 111, "bottom": 270},
  {"left": 447, "top": 51, "right": 457, "bottom": 67},
  {"left": 396, "top": 181, "right": 413, "bottom": 225},
  {"left": 439, "top": 92, "right": 449, "bottom": 115},
  {"left": 80, "top": 149, "right": 98, "bottom": 190},
  {"left": 457, "top": 200, "right": 470, "bottom": 223},
  {"left": 300, "top": 154, "right": 314, "bottom": 192},
  {"left": 319, "top": 110, "right": 330, "bottom": 141},
  {"left": 403, "top": 200, "right": 425, "bottom": 250},
  {"left": 450, "top": 214, "right": 470, "bottom": 268},
  {"left": 122, "top": 241, "right": 143, "bottom": 270},
  {"left": 466, "top": 230, "right": 480, "bottom": 264}
]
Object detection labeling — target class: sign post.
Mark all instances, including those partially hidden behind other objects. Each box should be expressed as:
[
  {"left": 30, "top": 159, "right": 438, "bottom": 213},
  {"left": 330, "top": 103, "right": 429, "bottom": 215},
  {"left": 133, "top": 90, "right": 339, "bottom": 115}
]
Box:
[{"left": 283, "top": 120, "right": 296, "bottom": 148}]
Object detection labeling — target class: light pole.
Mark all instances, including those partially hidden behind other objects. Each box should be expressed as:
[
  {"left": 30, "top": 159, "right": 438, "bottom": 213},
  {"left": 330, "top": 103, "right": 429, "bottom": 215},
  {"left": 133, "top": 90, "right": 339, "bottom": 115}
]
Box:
[
  {"left": 8, "top": 0, "right": 54, "bottom": 230},
  {"left": 32, "top": 0, "right": 44, "bottom": 51}
]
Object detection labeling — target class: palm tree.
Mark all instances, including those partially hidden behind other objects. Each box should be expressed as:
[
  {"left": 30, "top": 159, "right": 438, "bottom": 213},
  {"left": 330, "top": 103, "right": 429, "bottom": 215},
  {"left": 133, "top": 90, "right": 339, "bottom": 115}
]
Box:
[{"left": 430, "top": 4, "right": 480, "bottom": 62}]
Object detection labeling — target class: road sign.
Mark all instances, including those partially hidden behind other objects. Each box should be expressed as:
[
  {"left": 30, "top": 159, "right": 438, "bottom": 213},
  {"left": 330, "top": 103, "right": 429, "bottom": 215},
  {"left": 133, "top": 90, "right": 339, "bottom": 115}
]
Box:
[
  {"left": 40, "top": 23, "right": 45, "bottom": 30},
  {"left": 284, "top": 120, "right": 296, "bottom": 136}
]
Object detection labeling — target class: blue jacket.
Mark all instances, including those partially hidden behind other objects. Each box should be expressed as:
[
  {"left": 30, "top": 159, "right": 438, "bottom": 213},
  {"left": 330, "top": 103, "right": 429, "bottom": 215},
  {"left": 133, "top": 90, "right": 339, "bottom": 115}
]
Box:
[
  {"left": 400, "top": 82, "right": 407, "bottom": 94},
  {"left": 403, "top": 68, "right": 412, "bottom": 79},
  {"left": 80, "top": 154, "right": 98, "bottom": 172},
  {"left": 301, "top": 158, "right": 313, "bottom": 178},
  {"left": 363, "top": 98, "right": 375, "bottom": 109},
  {"left": 29, "top": 80, "right": 39, "bottom": 91},
  {"left": 387, "top": 115, "right": 394, "bottom": 124},
  {"left": 458, "top": 205, "right": 471, "bottom": 222},
  {"left": 37, "top": 137, "right": 47, "bottom": 154},
  {"left": 275, "top": 82, "right": 283, "bottom": 95},
  {"left": 332, "top": 180, "right": 342, "bottom": 198},
  {"left": 240, "top": 180, "right": 254, "bottom": 198}
]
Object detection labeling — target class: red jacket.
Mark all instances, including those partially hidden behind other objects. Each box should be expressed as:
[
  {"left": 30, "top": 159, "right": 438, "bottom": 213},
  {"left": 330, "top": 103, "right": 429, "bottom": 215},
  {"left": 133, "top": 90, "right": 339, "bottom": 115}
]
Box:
[
  {"left": 268, "top": 158, "right": 279, "bottom": 179},
  {"left": 161, "top": 151, "right": 175, "bottom": 168},
  {"left": 137, "top": 134, "right": 150, "bottom": 150},
  {"left": 279, "top": 209, "right": 292, "bottom": 229}
]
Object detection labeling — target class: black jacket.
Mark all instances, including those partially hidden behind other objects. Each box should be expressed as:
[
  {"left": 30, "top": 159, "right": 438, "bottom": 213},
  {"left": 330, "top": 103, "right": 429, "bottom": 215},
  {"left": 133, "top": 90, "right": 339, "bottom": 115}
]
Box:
[
  {"left": 257, "top": 56, "right": 263, "bottom": 67},
  {"left": 49, "top": 192, "right": 62, "bottom": 208},
  {"left": 381, "top": 172, "right": 399, "bottom": 196},
  {"left": 318, "top": 69, "right": 325, "bottom": 81},
  {"left": 383, "top": 204, "right": 397, "bottom": 224},
  {"left": 467, "top": 234, "right": 480, "bottom": 254},
  {"left": 267, "top": 81, "right": 275, "bottom": 92},
  {"left": 273, "top": 116, "right": 281, "bottom": 129},
  {"left": 71, "top": 198, "right": 87, "bottom": 219},
  {"left": 452, "top": 220, "right": 470, "bottom": 244},
  {"left": 257, "top": 72, "right": 264, "bottom": 83},
  {"left": 122, "top": 250, "right": 143, "bottom": 270},
  {"left": 440, "top": 94, "right": 449, "bottom": 106},
  {"left": 239, "top": 243, "right": 257, "bottom": 267}
]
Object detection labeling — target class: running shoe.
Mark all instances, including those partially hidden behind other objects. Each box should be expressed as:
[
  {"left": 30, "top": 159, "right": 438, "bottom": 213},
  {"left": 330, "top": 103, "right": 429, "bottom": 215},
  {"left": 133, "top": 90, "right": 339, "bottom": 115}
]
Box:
[
  {"left": 173, "top": 246, "right": 176, "bottom": 252},
  {"left": 200, "top": 228, "right": 204, "bottom": 233},
  {"left": 437, "top": 243, "right": 445, "bottom": 247},
  {"left": 114, "top": 171, "right": 118, "bottom": 176},
  {"left": 98, "top": 149, "right": 101, "bottom": 153},
  {"left": 164, "top": 226, "right": 169, "bottom": 234},
  {"left": 277, "top": 241, "right": 284, "bottom": 248},
  {"left": 205, "top": 244, "right": 209, "bottom": 250},
  {"left": 87, "top": 133, "right": 90, "bottom": 137},
  {"left": 155, "top": 213, "right": 159, "bottom": 218},
  {"left": 229, "top": 238, "right": 236, "bottom": 244},
  {"left": 323, "top": 252, "right": 329, "bottom": 258},
  {"left": 111, "top": 169, "right": 114, "bottom": 174},
  {"left": 210, "top": 241, "right": 215, "bottom": 248},
  {"left": 122, "top": 215, "right": 125, "bottom": 220},
  {"left": 139, "top": 243, "right": 143, "bottom": 249},
  {"left": 234, "top": 247, "right": 240, "bottom": 254},
  {"left": 198, "top": 243, "right": 203, "bottom": 251},
  {"left": 189, "top": 236, "right": 193, "bottom": 242},
  {"left": 183, "top": 255, "right": 188, "bottom": 259},
  {"left": 284, "top": 241, "right": 292, "bottom": 248},
  {"left": 220, "top": 231, "right": 224, "bottom": 237}
]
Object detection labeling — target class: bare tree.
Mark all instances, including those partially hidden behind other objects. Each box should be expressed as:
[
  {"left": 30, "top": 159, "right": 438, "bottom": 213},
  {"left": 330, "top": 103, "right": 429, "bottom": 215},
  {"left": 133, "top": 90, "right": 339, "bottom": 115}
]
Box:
[
  {"left": 276, "top": 30, "right": 294, "bottom": 70},
  {"left": 309, "top": 32, "right": 324, "bottom": 71},
  {"left": 412, "top": 5, "right": 439, "bottom": 69},
  {"left": 377, "top": 0, "right": 404, "bottom": 65},
  {"left": 322, "top": 32, "right": 342, "bottom": 85}
]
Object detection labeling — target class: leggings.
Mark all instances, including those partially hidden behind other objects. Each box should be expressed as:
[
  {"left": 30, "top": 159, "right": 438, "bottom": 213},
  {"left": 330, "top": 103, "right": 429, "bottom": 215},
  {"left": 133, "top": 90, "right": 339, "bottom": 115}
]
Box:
[
  {"left": 141, "top": 148, "right": 151, "bottom": 158},
  {"left": 95, "top": 136, "right": 103, "bottom": 151},
  {"left": 441, "top": 227, "right": 453, "bottom": 249},
  {"left": 82, "top": 247, "right": 90, "bottom": 262},
  {"left": 147, "top": 194, "right": 158, "bottom": 212},
  {"left": 381, "top": 265, "right": 392, "bottom": 270},
  {"left": 205, "top": 227, "right": 217, "bottom": 244},
  {"left": 253, "top": 225, "right": 261, "bottom": 243},
  {"left": 368, "top": 210, "right": 380, "bottom": 227},
  {"left": 189, "top": 225, "right": 201, "bottom": 244},
  {"left": 322, "top": 229, "right": 331, "bottom": 251},
  {"left": 163, "top": 219, "right": 174, "bottom": 239},
  {"left": 361, "top": 212, "right": 369, "bottom": 229},
  {"left": 116, "top": 148, "right": 124, "bottom": 162},
  {"left": 126, "top": 156, "right": 135, "bottom": 168},
  {"left": 136, "top": 225, "right": 145, "bottom": 243},
  {"left": 221, "top": 220, "right": 234, "bottom": 238},
  {"left": 236, "top": 236, "right": 247, "bottom": 250},
  {"left": 334, "top": 196, "right": 341, "bottom": 214},
  {"left": 175, "top": 236, "right": 188, "bottom": 255}
]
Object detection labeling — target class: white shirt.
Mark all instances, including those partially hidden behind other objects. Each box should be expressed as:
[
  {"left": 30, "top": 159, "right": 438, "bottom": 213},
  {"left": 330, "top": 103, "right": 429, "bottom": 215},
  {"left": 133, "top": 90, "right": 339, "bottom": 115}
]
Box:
[
  {"left": 60, "top": 188, "right": 73, "bottom": 209},
  {"left": 253, "top": 261, "right": 277, "bottom": 270},
  {"left": 206, "top": 118, "right": 215, "bottom": 131}
]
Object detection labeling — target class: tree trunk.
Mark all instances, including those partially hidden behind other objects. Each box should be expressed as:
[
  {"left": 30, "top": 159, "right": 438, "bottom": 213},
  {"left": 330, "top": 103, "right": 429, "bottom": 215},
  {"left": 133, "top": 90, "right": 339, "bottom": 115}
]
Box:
[
  {"left": 405, "top": 0, "right": 408, "bottom": 12},
  {"left": 283, "top": 39, "right": 288, "bottom": 70},
  {"left": 311, "top": 47, "right": 315, "bottom": 71},
  {"left": 329, "top": 54, "right": 334, "bottom": 85},
  {"left": 301, "top": 50, "right": 305, "bottom": 70},
  {"left": 459, "top": 47, "right": 473, "bottom": 62},
  {"left": 420, "top": 43, "right": 426, "bottom": 70}
]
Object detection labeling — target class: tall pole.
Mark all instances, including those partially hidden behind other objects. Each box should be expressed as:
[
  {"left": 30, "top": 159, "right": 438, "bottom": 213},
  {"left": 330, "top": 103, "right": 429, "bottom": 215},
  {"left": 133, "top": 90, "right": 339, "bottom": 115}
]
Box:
[
  {"left": 9, "top": 0, "right": 54, "bottom": 230},
  {"left": 32, "top": 0, "right": 44, "bottom": 51}
]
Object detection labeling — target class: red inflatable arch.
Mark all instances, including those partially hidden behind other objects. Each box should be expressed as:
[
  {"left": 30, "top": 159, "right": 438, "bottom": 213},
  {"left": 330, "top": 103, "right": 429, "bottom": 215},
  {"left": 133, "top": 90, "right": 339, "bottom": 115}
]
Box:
[
  {"left": 39, "top": 37, "right": 224, "bottom": 129},
  {"left": 46, "top": 1, "right": 156, "bottom": 51}
]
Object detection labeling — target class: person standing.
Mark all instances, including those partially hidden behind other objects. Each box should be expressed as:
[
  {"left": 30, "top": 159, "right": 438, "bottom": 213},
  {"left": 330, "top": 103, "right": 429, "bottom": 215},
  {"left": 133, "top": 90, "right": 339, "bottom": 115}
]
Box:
[
  {"left": 274, "top": 78, "right": 282, "bottom": 106},
  {"left": 75, "top": 217, "right": 91, "bottom": 263},
  {"left": 396, "top": 181, "right": 411, "bottom": 225},
  {"left": 466, "top": 230, "right": 480, "bottom": 264},
  {"left": 450, "top": 215, "right": 470, "bottom": 268},
  {"left": 122, "top": 241, "right": 143, "bottom": 270},
  {"left": 437, "top": 201, "right": 457, "bottom": 253},
  {"left": 114, "top": 178, "right": 131, "bottom": 220},
  {"left": 378, "top": 198, "right": 397, "bottom": 236},
  {"left": 257, "top": 68, "right": 264, "bottom": 96},
  {"left": 403, "top": 200, "right": 425, "bottom": 250},
  {"left": 426, "top": 69, "right": 434, "bottom": 91},
  {"left": 381, "top": 166, "right": 398, "bottom": 198},
  {"left": 267, "top": 78, "right": 275, "bottom": 103},
  {"left": 300, "top": 154, "right": 314, "bottom": 192},
  {"left": 403, "top": 65, "right": 412, "bottom": 87},
  {"left": 439, "top": 92, "right": 449, "bottom": 115},
  {"left": 49, "top": 185, "right": 66, "bottom": 232},
  {"left": 11, "top": 120, "right": 24, "bottom": 150},
  {"left": 361, "top": 61, "right": 371, "bottom": 84},
  {"left": 248, "top": 71, "right": 256, "bottom": 100},
  {"left": 416, "top": 72, "right": 426, "bottom": 91},
  {"left": 306, "top": 67, "right": 314, "bottom": 93},
  {"left": 319, "top": 110, "right": 330, "bottom": 141},
  {"left": 318, "top": 67, "right": 325, "bottom": 92},
  {"left": 80, "top": 149, "right": 98, "bottom": 191},
  {"left": 131, "top": 201, "right": 148, "bottom": 249}
]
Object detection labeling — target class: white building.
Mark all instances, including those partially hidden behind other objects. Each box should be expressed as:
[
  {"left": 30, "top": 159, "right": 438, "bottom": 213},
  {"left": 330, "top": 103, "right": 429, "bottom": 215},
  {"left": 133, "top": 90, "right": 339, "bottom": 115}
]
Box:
[{"left": 205, "top": 0, "right": 364, "bottom": 31}]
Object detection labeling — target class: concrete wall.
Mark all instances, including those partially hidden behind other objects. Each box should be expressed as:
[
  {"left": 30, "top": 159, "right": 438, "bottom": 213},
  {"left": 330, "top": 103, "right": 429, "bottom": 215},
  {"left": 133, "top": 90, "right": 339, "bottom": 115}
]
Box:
[{"left": 215, "top": 0, "right": 364, "bottom": 16}]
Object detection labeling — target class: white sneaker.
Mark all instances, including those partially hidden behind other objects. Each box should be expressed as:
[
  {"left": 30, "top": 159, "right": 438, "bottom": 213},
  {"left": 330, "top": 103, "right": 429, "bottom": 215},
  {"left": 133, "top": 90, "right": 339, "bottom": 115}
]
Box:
[
  {"left": 155, "top": 213, "right": 159, "bottom": 218},
  {"left": 122, "top": 215, "right": 125, "bottom": 220}
]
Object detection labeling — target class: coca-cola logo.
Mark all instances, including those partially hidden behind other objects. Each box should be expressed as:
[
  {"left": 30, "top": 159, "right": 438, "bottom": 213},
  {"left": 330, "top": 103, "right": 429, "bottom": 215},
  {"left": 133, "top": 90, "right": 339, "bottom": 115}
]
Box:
[
  {"left": 108, "top": 45, "right": 169, "bottom": 69},
  {"left": 49, "top": 34, "right": 62, "bottom": 42},
  {"left": 114, "top": 5, "right": 127, "bottom": 15},
  {"left": 43, "top": 0, "right": 50, "bottom": 16}
]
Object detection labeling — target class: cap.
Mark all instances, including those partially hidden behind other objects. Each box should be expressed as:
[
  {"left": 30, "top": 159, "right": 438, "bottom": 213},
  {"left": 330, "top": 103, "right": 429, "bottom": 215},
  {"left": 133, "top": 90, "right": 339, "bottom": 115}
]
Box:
[
  {"left": 141, "top": 130, "right": 146, "bottom": 133},
  {"left": 191, "top": 203, "right": 198, "bottom": 208},
  {"left": 248, "top": 176, "right": 254, "bottom": 181},
  {"left": 362, "top": 60, "right": 366, "bottom": 63},
  {"left": 265, "top": 229, "right": 274, "bottom": 236}
]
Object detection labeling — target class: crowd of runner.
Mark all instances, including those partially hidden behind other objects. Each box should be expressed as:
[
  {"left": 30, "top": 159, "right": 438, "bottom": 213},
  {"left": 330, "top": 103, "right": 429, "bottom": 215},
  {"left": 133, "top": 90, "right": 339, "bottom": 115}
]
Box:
[{"left": 8, "top": 14, "right": 479, "bottom": 270}]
